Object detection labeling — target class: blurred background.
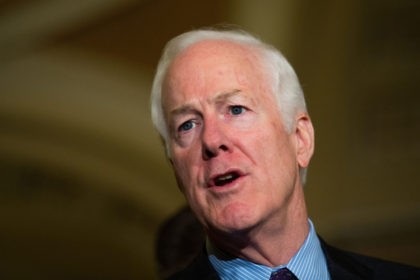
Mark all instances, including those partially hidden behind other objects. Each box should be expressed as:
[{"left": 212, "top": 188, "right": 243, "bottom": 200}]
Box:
[{"left": 0, "top": 0, "right": 419, "bottom": 279}]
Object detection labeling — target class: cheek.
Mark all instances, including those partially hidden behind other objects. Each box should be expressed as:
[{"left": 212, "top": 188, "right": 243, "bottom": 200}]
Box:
[
  {"left": 258, "top": 123, "right": 296, "bottom": 171},
  {"left": 173, "top": 157, "right": 192, "bottom": 183},
  {"left": 172, "top": 149, "right": 201, "bottom": 187},
  {"left": 230, "top": 113, "right": 255, "bottom": 130}
]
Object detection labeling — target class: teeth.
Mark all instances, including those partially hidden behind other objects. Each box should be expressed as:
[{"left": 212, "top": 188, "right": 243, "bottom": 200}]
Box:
[
  {"left": 214, "top": 172, "right": 238, "bottom": 186},
  {"left": 219, "top": 174, "right": 233, "bottom": 181}
]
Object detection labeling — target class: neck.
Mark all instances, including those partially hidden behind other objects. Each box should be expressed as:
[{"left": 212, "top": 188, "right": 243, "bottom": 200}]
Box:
[{"left": 208, "top": 186, "right": 309, "bottom": 267}]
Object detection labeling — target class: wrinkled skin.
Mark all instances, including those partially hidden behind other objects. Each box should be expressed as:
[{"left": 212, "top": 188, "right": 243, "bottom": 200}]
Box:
[{"left": 162, "top": 40, "right": 314, "bottom": 264}]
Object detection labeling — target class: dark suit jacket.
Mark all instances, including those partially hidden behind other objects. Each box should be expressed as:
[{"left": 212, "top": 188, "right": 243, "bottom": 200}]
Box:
[{"left": 166, "top": 238, "right": 420, "bottom": 279}]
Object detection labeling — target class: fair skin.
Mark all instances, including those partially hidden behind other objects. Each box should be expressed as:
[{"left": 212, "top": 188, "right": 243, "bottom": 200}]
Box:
[{"left": 161, "top": 40, "right": 315, "bottom": 267}]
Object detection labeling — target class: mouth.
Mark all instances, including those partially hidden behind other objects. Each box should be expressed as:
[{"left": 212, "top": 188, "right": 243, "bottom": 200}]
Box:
[{"left": 211, "top": 171, "right": 241, "bottom": 187}]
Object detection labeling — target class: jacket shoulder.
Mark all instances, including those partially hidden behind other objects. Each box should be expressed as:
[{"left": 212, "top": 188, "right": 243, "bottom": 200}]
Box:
[
  {"left": 320, "top": 238, "right": 420, "bottom": 280},
  {"left": 166, "top": 248, "right": 219, "bottom": 280}
]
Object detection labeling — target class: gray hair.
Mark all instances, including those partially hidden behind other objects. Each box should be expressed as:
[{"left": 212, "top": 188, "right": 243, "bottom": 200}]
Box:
[{"left": 150, "top": 28, "right": 309, "bottom": 182}]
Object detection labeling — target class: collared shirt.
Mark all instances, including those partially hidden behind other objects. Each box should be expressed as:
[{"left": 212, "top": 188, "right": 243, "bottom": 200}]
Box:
[{"left": 208, "top": 219, "right": 330, "bottom": 280}]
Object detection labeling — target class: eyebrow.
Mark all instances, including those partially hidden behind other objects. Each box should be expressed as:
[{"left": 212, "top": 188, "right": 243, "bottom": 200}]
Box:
[
  {"left": 169, "top": 104, "right": 198, "bottom": 118},
  {"left": 213, "top": 89, "right": 241, "bottom": 104},
  {"left": 169, "top": 89, "right": 243, "bottom": 117}
]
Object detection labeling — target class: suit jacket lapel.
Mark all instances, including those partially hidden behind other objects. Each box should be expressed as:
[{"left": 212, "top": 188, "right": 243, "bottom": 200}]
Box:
[
  {"left": 319, "top": 237, "right": 372, "bottom": 280},
  {"left": 166, "top": 246, "right": 220, "bottom": 280}
]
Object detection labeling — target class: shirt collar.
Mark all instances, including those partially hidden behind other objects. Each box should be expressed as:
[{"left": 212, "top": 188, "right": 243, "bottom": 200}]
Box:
[{"left": 207, "top": 219, "right": 330, "bottom": 280}]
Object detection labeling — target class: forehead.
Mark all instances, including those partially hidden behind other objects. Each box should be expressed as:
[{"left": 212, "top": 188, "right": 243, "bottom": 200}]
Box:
[
  {"left": 173, "top": 39, "right": 258, "bottom": 65},
  {"left": 162, "top": 40, "right": 272, "bottom": 110}
]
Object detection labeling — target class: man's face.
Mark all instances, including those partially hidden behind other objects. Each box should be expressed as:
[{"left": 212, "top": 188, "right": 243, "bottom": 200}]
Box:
[{"left": 162, "top": 40, "right": 311, "bottom": 234}]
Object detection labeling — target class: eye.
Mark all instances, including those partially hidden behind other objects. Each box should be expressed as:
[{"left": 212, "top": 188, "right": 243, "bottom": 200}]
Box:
[
  {"left": 229, "top": 105, "right": 245, "bottom": 115},
  {"left": 178, "top": 120, "right": 195, "bottom": 132}
]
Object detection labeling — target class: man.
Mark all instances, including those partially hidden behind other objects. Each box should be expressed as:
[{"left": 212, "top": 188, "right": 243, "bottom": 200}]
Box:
[{"left": 150, "top": 28, "right": 419, "bottom": 279}]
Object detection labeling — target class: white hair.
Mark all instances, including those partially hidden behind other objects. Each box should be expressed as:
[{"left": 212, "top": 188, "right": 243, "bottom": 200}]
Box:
[{"left": 150, "top": 28, "right": 309, "bottom": 183}]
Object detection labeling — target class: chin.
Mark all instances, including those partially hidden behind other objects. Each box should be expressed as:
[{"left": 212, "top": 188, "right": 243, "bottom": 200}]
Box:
[{"left": 213, "top": 206, "right": 258, "bottom": 233}]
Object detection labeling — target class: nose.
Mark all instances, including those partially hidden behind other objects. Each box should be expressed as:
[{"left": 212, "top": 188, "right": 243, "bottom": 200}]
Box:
[{"left": 201, "top": 118, "right": 230, "bottom": 160}]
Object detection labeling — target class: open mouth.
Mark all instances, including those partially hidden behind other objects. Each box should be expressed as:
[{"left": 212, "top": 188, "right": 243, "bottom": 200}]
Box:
[{"left": 213, "top": 171, "right": 240, "bottom": 187}]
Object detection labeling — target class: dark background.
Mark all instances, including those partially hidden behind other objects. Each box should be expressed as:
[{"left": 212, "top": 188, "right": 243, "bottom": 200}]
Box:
[{"left": 0, "top": 0, "right": 418, "bottom": 279}]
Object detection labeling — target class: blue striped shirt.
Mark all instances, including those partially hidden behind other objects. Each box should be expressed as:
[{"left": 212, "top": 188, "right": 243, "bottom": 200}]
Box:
[{"left": 208, "top": 219, "right": 330, "bottom": 280}]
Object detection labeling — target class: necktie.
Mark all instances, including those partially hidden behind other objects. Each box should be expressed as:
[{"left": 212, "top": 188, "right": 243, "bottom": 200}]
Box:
[{"left": 269, "top": 267, "right": 298, "bottom": 280}]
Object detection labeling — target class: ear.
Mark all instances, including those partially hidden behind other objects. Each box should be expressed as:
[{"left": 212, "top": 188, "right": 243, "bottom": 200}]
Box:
[{"left": 294, "top": 114, "right": 315, "bottom": 168}]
